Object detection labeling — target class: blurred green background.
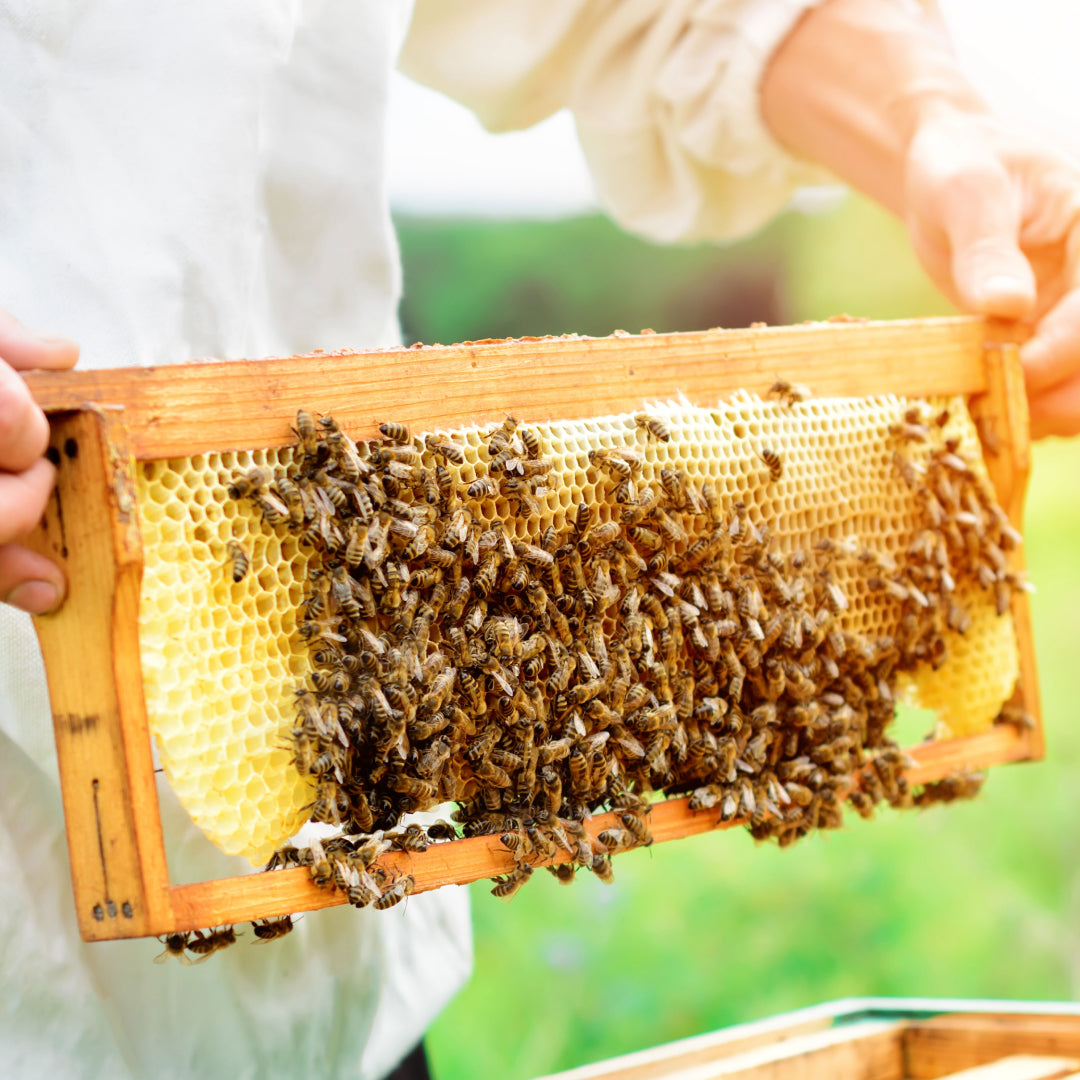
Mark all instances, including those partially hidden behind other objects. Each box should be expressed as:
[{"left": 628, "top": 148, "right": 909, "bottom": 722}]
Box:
[{"left": 395, "top": 195, "right": 1080, "bottom": 1080}]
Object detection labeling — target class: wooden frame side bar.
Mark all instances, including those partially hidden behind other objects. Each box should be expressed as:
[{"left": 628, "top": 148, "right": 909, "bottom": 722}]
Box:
[
  {"left": 24, "top": 317, "right": 987, "bottom": 461},
  {"left": 165, "top": 725, "right": 1032, "bottom": 933},
  {"left": 25, "top": 410, "right": 172, "bottom": 940},
  {"left": 970, "top": 340, "right": 1043, "bottom": 756}
]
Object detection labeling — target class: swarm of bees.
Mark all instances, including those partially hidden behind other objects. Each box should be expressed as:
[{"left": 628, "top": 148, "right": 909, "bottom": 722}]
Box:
[{"left": 223, "top": 394, "right": 1026, "bottom": 921}]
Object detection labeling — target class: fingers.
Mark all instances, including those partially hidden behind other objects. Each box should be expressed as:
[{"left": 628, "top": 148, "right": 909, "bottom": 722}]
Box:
[
  {"left": 941, "top": 163, "right": 1036, "bottom": 318},
  {"left": 0, "top": 357, "right": 51, "bottom": 473},
  {"left": 1021, "top": 288, "right": 1080, "bottom": 397},
  {"left": 906, "top": 123, "right": 1037, "bottom": 318},
  {"left": 0, "top": 458, "right": 57, "bottom": 544},
  {"left": 0, "top": 306, "right": 76, "bottom": 613},
  {"left": 0, "top": 459, "right": 64, "bottom": 614},
  {"left": 0, "top": 307, "right": 79, "bottom": 372},
  {"left": 0, "top": 543, "right": 65, "bottom": 615}
]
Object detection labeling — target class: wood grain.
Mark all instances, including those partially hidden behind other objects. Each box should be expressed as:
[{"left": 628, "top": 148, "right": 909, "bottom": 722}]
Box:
[
  {"left": 535, "top": 1021, "right": 904, "bottom": 1080},
  {"left": 905, "top": 1017, "right": 1080, "bottom": 1078},
  {"left": 24, "top": 410, "right": 171, "bottom": 940},
  {"left": 165, "top": 724, "right": 1032, "bottom": 933},
  {"left": 24, "top": 317, "right": 987, "bottom": 461},
  {"left": 932, "top": 1056, "right": 1080, "bottom": 1080},
  {"left": 520, "top": 1011, "right": 843, "bottom": 1080}
]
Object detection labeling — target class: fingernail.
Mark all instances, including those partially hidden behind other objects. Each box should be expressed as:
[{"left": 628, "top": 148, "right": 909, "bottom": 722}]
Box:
[
  {"left": 980, "top": 274, "right": 1031, "bottom": 302},
  {"left": 33, "top": 331, "right": 79, "bottom": 351},
  {"left": 4, "top": 580, "right": 62, "bottom": 615}
]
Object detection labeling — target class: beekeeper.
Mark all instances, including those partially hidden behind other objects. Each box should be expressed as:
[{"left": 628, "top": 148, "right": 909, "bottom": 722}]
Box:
[{"left": 1, "top": 2, "right": 1078, "bottom": 1078}]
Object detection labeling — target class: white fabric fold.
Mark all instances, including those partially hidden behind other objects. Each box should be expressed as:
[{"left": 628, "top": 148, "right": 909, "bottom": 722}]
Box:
[{"left": 402, "top": 0, "right": 834, "bottom": 243}]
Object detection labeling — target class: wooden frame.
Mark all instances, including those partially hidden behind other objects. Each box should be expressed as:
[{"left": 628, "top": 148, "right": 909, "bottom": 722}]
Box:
[
  {"left": 22, "top": 315, "right": 1041, "bottom": 941},
  {"left": 532, "top": 998, "right": 1080, "bottom": 1079}
]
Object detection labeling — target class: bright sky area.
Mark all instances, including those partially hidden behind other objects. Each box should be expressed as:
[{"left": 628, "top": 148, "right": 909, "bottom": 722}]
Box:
[{"left": 387, "top": 0, "right": 1080, "bottom": 218}]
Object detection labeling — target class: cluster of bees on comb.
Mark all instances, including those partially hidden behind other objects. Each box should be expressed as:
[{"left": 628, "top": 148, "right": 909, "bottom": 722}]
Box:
[{"left": 224, "top": 385, "right": 1028, "bottom": 919}]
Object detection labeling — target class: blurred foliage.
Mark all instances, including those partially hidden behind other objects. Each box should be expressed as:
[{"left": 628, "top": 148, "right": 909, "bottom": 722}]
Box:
[{"left": 395, "top": 195, "right": 1080, "bottom": 1080}]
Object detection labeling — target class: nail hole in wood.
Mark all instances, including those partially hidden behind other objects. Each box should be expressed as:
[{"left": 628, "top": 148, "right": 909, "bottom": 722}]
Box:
[
  {"left": 121, "top": 902, "right": 133, "bottom": 918},
  {"left": 63, "top": 438, "right": 78, "bottom": 459},
  {"left": 92, "top": 904, "right": 104, "bottom": 921},
  {"left": 45, "top": 446, "right": 61, "bottom": 466},
  {"left": 106, "top": 900, "right": 117, "bottom": 918}
]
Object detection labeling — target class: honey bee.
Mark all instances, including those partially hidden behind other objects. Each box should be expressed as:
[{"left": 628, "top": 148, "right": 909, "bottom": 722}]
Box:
[
  {"left": 154, "top": 932, "right": 193, "bottom": 965},
  {"left": 228, "top": 466, "right": 273, "bottom": 502},
  {"left": 589, "top": 854, "right": 614, "bottom": 884},
  {"left": 389, "top": 823, "right": 430, "bottom": 852},
  {"left": 914, "top": 770, "right": 985, "bottom": 807},
  {"left": 374, "top": 874, "right": 416, "bottom": 909},
  {"left": 893, "top": 451, "right": 921, "bottom": 489},
  {"left": 272, "top": 475, "right": 306, "bottom": 525},
  {"left": 823, "top": 580, "right": 849, "bottom": 614},
  {"left": 889, "top": 420, "right": 929, "bottom": 443},
  {"left": 467, "top": 476, "right": 498, "bottom": 499},
  {"left": 251, "top": 916, "right": 295, "bottom": 943},
  {"left": 589, "top": 449, "right": 632, "bottom": 480},
  {"left": 995, "top": 703, "right": 1036, "bottom": 730},
  {"left": 768, "top": 380, "right": 812, "bottom": 407},
  {"left": 185, "top": 925, "right": 239, "bottom": 963},
  {"left": 264, "top": 843, "right": 314, "bottom": 872},
  {"left": 427, "top": 821, "right": 459, "bottom": 841},
  {"left": 491, "top": 864, "right": 532, "bottom": 899},
  {"left": 315, "top": 469, "right": 349, "bottom": 511},
  {"left": 308, "top": 838, "right": 334, "bottom": 888},
  {"left": 387, "top": 774, "right": 437, "bottom": 803},
  {"left": 379, "top": 421, "right": 412, "bottom": 445},
  {"left": 659, "top": 468, "right": 685, "bottom": 506},
  {"left": 294, "top": 410, "right": 320, "bottom": 458},
  {"left": 424, "top": 435, "right": 466, "bottom": 464},
  {"left": 758, "top": 446, "right": 783, "bottom": 481},
  {"left": 520, "top": 428, "right": 541, "bottom": 458},
  {"left": 225, "top": 540, "right": 250, "bottom": 582},
  {"left": 618, "top": 811, "right": 654, "bottom": 846},
  {"left": 435, "top": 463, "right": 456, "bottom": 503},
  {"left": 548, "top": 863, "right": 576, "bottom": 885},
  {"left": 567, "top": 749, "right": 590, "bottom": 796},
  {"left": 634, "top": 412, "right": 671, "bottom": 442},
  {"left": 514, "top": 541, "right": 554, "bottom": 567}
]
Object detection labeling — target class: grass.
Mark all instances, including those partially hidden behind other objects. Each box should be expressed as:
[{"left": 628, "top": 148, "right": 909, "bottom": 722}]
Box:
[{"left": 394, "top": 195, "right": 1080, "bottom": 1079}]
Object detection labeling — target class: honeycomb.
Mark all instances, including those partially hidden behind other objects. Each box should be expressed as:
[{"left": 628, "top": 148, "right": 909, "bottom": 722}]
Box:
[
  {"left": 136, "top": 450, "right": 316, "bottom": 864},
  {"left": 135, "top": 391, "right": 1022, "bottom": 866}
]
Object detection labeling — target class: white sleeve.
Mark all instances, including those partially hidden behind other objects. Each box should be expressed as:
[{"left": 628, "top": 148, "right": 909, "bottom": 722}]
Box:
[{"left": 401, "top": 0, "right": 835, "bottom": 244}]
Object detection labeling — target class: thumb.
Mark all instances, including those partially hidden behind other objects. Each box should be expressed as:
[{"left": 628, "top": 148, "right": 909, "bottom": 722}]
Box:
[{"left": 942, "top": 164, "right": 1036, "bottom": 318}]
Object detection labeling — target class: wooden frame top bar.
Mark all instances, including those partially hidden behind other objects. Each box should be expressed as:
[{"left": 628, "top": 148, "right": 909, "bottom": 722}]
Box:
[{"left": 25, "top": 317, "right": 987, "bottom": 461}]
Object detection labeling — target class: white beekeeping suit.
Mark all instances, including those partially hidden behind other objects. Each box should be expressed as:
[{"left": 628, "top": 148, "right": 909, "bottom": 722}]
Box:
[{"left": 0, "top": 2, "right": 822, "bottom": 1076}]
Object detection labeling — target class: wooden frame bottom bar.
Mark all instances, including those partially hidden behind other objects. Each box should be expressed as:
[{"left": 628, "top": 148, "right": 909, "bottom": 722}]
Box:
[{"left": 164, "top": 724, "right": 1035, "bottom": 935}]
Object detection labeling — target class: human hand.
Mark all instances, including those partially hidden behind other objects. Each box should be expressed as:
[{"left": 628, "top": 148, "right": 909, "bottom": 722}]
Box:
[
  {"left": 760, "top": 0, "right": 1080, "bottom": 439},
  {"left": 903, "top": 109, "right": 1080, "bottom": 439},
  {"left": 0, "top": 309, "right": 79, "bottom": 614}
]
